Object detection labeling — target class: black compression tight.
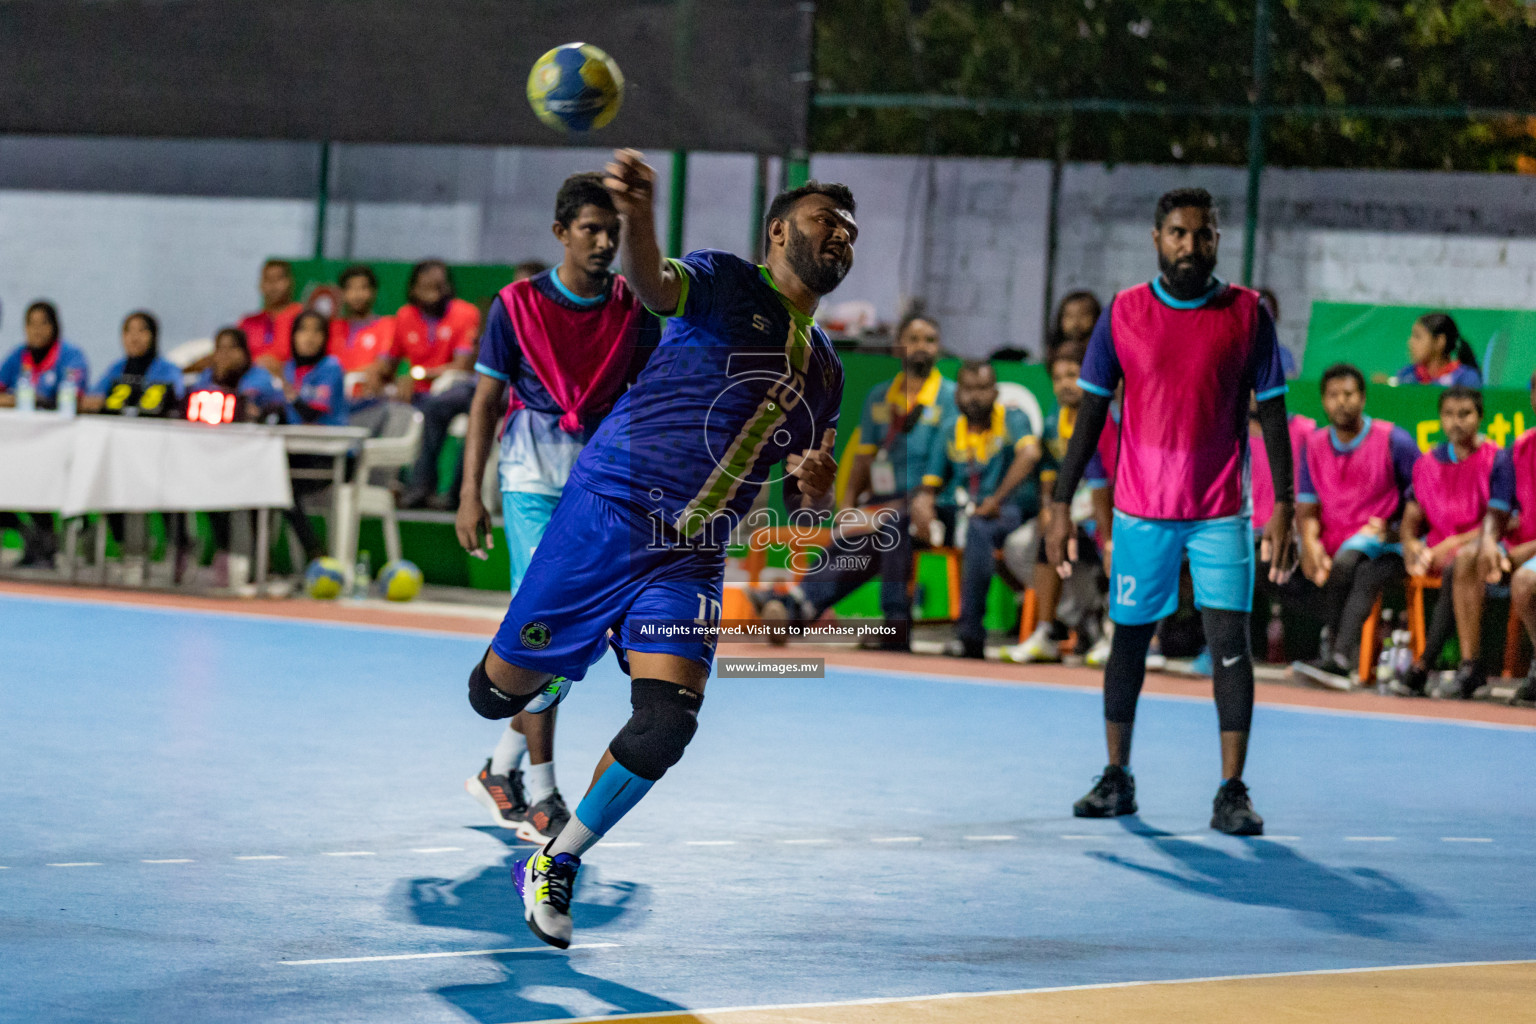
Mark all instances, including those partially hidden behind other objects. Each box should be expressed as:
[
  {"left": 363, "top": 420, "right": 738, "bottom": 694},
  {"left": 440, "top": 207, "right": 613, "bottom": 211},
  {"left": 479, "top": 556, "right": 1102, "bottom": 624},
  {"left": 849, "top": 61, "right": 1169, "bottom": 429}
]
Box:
[{"left": 1104, "top": 609, "right": 1254, "bottom": 733}]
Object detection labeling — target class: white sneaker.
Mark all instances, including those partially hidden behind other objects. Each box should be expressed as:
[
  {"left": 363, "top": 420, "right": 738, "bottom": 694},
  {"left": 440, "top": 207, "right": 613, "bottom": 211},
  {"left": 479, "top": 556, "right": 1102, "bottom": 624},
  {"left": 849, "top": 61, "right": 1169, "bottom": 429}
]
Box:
[
  {"left": 523, "top": 676, "right": 572, "bottom": 715},
  {"left": 122, "top": 556, "right": 146, "bottom": 587},
  {"left": 1000, "top": 624, "right": 1061, "bottom": 663},
  {"left": 513, "top": 842, "right": 579, "bottom": 949},
  {"left": 1144, "top": 651, "right": 1168, "bottom": 671},
  {"left": 1085, "top": 634, "right": 1112, "bottom": 667}
]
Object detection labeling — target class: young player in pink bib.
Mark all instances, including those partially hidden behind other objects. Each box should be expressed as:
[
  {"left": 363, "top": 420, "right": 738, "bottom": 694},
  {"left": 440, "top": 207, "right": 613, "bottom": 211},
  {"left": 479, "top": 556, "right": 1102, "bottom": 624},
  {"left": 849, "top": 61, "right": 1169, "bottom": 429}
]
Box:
[
  {"left": 1395, "top": 387, "right": 1511, "bottom": 699},
  {"left": 1477, "top": 374, "right": 1536, "bottom": 707},
  {"left": 1292, "top": 364, "right": 1419, "bottom": 689}
]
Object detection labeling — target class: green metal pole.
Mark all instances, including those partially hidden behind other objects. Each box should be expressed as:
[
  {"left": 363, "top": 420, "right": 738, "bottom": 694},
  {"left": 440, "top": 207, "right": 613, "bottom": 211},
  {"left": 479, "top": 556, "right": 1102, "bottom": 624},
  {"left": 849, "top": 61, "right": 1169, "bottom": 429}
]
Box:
[
  {"left": 313, "top": 141, "right": 331, "bottom": 262},
  {"left": 668, "top": 149, "right": 689, "bottom": 258},
  {"left": 750, "top": 153, "right": 769, "bottom": 260},
  {"left": 1242, "top": 0, "right": 1271, "bottom": 286}
]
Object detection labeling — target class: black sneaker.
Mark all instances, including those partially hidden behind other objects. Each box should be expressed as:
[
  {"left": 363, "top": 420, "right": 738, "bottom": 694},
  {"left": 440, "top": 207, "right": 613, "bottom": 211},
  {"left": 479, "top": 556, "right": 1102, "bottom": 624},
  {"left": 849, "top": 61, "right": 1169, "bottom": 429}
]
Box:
[
  {"left": 752, "top": 590, "right": 811, "bottom": 647},
  {"left": 1433, "top": 660, "right": 1486, "bottom": 700},
  {"left": 943, "top": 637, "right": 985, "bottom": 660},
  {"left": 1388, "top": 665, "right": 1429, "bottom": 697},
  {"left": 1509, "top": 673, "right": 1536, "bottom": 708},
  {"left": 1290, "top": 655, "right": 1354, "bottom": 691},
  {"left": 517, "top": 789, "right": 572, "bottom": 843},
  {"left": 859, "top": 619, "right": 911, "bottom": 652},
  {"left": 465, "top": 759, "right": 528, "bottom": 828},
  {"left": 1072, "top": 765, "right": 1137, "bottom": 818},
  {"left": 1210, "top": 778, "right": 1264, "bottom": 836}
]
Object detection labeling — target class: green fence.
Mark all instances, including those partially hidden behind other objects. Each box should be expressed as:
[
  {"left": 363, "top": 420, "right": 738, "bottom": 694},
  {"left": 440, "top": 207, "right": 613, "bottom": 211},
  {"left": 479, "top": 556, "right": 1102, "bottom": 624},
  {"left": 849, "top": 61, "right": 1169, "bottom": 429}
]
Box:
[{"left": 1304, "top": 301, "right": 1536, "bottom": 391}]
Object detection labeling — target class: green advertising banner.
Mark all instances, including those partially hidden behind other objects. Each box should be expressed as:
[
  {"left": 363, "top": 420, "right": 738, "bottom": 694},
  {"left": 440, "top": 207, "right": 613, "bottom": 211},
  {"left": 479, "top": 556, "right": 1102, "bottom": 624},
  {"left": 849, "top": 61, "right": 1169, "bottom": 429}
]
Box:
[
  {"left": 1286, "top": 379, "right": 1534, "bottom": 455},
  {"left": 1304, "top": 301, "right": 1536, "bottom": 390}
]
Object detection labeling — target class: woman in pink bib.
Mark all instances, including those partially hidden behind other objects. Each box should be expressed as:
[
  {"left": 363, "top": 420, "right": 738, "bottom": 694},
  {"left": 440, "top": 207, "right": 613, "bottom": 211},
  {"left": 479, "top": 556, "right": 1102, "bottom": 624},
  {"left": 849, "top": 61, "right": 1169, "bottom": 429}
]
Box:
[{"left": 1396, "top": 386, "right": 1510, "bottom": 698}]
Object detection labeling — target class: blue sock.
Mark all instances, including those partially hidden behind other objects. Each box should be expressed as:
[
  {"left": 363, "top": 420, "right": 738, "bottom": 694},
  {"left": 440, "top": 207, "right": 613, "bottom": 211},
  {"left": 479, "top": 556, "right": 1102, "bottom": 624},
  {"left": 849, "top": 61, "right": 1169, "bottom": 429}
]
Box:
[{"left": 550, "top": 762, "right": 655, "bottom": 858}]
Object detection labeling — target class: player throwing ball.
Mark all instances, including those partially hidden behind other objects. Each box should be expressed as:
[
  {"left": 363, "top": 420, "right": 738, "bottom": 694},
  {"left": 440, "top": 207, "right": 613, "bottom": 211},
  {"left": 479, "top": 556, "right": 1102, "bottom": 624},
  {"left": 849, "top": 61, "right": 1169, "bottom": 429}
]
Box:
[
  {"left": 1046, "top": 187, "right": 1296, "bottom": 836},
  {"left": 465, "top": 148, "right": 853, "bottom": 948}
]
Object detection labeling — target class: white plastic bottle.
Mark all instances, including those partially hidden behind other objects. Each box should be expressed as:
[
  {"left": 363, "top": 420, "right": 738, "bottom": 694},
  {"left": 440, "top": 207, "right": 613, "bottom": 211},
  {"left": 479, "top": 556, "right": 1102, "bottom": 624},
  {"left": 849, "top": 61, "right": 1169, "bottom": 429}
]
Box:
[
  {"left": 15, "top": 367, "right": 35, "bottom": 412},
  {"left": 57, "top": 375, "right": 78, "bottom": 418}
]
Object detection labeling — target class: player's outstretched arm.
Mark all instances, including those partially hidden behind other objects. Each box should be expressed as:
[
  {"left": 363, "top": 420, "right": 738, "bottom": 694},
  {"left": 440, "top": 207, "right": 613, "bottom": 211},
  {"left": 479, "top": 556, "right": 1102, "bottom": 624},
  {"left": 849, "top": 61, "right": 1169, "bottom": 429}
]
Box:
[
  {"left": 604, "top": 149, "right": 683, "bottom": 315},
  {"left": 456, "top": 375, "right": 507, "bottom": 559}
]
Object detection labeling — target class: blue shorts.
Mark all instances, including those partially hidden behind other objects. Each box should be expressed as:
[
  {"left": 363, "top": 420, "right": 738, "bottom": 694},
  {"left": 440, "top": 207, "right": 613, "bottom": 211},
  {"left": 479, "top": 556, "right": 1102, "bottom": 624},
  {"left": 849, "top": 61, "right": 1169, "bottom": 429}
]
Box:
[
  {"left": 491, "top": 485, "right": 725, "bottom": 679},
  {"left": 1108, "top": 511, "right": 1254, "bottom": 626},
  {"left": 501, "top": 490, "right": 560, "bottom": 594}
]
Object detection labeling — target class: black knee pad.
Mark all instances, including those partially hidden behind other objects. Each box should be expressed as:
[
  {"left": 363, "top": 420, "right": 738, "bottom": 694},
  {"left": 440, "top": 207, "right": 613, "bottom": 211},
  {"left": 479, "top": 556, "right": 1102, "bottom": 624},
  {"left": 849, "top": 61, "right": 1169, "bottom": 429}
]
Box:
[
  {"left": 608, "top": 678, "right": 704, "bottom": 781},
  {"left": 467, "top": 650, "right": 536, "bottom": 720}
]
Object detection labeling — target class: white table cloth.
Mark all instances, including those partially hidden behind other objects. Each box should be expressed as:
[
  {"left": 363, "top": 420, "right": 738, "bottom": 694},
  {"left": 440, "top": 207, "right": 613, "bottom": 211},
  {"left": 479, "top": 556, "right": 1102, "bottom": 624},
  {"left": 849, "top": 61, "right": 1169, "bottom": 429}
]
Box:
[{"left": 0, "top": 411, "right": 293, "bottom": 514}]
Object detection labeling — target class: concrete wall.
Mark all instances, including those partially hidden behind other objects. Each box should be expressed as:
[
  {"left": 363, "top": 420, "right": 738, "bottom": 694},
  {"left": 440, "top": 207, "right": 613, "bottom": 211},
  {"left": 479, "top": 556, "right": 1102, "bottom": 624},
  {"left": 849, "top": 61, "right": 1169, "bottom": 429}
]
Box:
[{"left": 3, "top": 135, "right": 1536, "bottom": 373}]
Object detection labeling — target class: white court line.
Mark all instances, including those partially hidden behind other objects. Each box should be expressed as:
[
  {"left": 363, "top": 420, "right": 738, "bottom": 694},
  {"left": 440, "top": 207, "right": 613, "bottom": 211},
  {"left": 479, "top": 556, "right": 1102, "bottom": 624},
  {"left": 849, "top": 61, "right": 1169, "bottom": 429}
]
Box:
[
  {"left": 47, "top": 862, "right": 101, "bottom": 868},
  {"left": 322, "top": 851, "right": 376, "bottom": 857},
  {"left": 1344, "top": 836, "right": 1397, "bottom": 842},
  {"left": 1059, "top": 834, "right": 1101, "bottom": 840},
  {"left": 410, "top": 847, "right": 463, "bottom": 854},
  {"left": 142, "top": 858, "right": 194, "bottom": 864},
  {"left": 1253, "top": 835, "right": 1301, "bottom": 841},
  {"left": 280, "top": 942, "right": 620, "bottom": 965},
  {"left": 514, "top": 958, "right": 1536, "bottom": 1024},
  {"left": 683, "top": 840, "right": 735, "bottom": 846},
  {"left": 963, "top": 835, "right": 1016, "bottom": 841},
  {"left": 871, "top": 836, "right": 923, "bottom": 843},
  {"left": 779, "top": 838, "right": 832, "bottom": 845},
  {"left": 829, "top": 663, "right": 1536, "bottom": 732},
  {"left": 1442, "top": 837, "right": 1494, "bottom": 843},
  {"left": 235, "top": 855, "right": 286, "bottom": 861}
]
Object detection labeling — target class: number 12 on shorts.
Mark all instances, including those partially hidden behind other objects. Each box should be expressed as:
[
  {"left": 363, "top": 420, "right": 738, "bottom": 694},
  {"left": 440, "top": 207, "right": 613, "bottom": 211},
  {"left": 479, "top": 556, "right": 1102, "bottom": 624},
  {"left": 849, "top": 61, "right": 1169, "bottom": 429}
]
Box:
[{"left": 1114, "top": 573, "right": 1137, "bottom": 607}]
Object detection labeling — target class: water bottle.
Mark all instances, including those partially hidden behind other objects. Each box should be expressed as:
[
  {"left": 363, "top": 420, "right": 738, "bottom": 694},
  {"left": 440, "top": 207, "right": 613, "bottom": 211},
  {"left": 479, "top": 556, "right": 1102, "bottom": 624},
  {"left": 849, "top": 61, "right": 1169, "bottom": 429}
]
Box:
[
  {"left": 351, "top": 550, "right": 371, "bottom": 599},
  {"left": 1265, "top": 601, "right": 1285, "bottom": 663},
  {"left": 1375, "top": 611, "right": 1397, "bottom": 690},
  {"left": 1392, "top": 628, "right": 1414, "bottom": 680},
  {"left": 16, "top": 367, "right": 35, "bottom": 412},
  {"left": 57, "top": 375, "right": 77, "bottom": 418}
]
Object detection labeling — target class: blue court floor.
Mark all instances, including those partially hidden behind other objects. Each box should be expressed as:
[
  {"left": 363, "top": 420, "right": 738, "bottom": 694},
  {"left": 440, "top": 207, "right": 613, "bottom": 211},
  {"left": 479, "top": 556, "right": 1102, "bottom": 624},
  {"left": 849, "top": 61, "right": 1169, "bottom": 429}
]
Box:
[{"left": 1, "top": 592, "right": 1533, "bottom": 1023}]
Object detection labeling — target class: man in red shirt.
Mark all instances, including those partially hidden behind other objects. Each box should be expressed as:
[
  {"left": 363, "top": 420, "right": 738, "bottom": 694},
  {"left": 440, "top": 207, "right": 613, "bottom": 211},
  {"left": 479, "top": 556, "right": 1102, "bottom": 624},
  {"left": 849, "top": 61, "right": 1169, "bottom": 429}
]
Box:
[
  {"left": 393, "top": 260, "right": 482, "bottom": 509},
  {"left": 239, "top": 259, "right": 304, "bottom": 373},
  {"left": 328, "top": 265, "right": 396, "bottom": 407}
]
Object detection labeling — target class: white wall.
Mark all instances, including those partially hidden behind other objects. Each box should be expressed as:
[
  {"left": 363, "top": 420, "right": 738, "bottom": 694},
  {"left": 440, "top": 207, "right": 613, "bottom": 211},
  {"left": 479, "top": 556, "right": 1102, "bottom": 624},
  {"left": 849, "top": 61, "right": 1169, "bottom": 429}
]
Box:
[{"left": 6, "top": 140, "right": 1536, "bottom": 374}]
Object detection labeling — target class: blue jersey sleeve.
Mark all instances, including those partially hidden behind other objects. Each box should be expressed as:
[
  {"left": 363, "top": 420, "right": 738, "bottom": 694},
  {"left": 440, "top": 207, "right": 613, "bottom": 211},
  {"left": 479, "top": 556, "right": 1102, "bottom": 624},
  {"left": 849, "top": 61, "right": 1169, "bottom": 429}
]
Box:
[
  {"left": 1297, "top": 448, "right": 1317, "bottom": 504},
  {"left": 154, "top": 359, "right": 186, "bottom": 401},
  {"left": 1389, "top": 425, "right": 1420, "bottom": 494},
  {"left": 922, "top": 414, "right": 956, "bottom": 488},
  {"left": 1454, "top": 364, "right": 1483, "bottom": 387},
  {"left": 1491, "top": 446, "right": 1516, "bottom": 513},
  {"left": 856, "top": 385, "right": 885, "bottom": 455},
  {"left": 1251, "top": 305, "right": 1287, "bottom": 401},
  {"left": 1084, "top": 451, "right": 1109, "bottom": 489},
  {"left": 661, "top": 249, "right": 739, "bottom": 323},
  {"left": 0, "top": 346, "right": 19, "bottom": 391},
  {"left": 1078, "top": 302, "right": 1121, "bottom": 398},
  {"left": 90, "top": 358, "right": 127, "bottom": 398},
  {"left": 474, "top": 296, "right": 517, "bottom": 382}
]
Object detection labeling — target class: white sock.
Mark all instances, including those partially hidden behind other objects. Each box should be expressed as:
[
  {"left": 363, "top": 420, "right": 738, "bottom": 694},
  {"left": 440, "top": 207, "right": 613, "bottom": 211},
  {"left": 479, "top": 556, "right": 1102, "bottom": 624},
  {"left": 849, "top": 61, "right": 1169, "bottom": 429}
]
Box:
[
  {"left": 548, "top": 815, "right": 600, "bottom": 858},
  {"left": 525, "top": 760, "right": 557, "bottom": 804},
  {"left": 490, "top": 726, "right": 527, "bottom": 776}
]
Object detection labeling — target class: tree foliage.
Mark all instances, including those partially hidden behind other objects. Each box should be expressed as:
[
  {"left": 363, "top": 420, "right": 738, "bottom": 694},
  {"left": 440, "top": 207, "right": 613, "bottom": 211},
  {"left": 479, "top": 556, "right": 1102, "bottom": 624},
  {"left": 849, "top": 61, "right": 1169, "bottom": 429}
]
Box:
[{"left": 812, "top": 0, "right": 1536, "bottom": 170}]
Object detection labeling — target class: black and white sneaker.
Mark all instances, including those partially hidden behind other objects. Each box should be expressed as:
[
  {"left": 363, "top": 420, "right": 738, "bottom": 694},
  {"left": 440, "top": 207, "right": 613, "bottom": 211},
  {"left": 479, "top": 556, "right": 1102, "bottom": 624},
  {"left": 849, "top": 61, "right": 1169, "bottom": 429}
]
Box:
[
  {"left": 1509, "top": 670, "right": 1536, "bottom": 708},
  {"left": 1210, "top": 778, "right": 1264, "bottom": 836},
  {"left": 1388, "top": 665, "right": 1429, "bottom": 697},
  {"left": 1072, "top": 765, "right": 1137, "bottom": 818},
  {"left": 516, "top": 790, "right": 572, "bottom": 844},
  {"left": 750, "top": 589, "right": 811, "bottom": 646},
  {"left": 1432, "top": 660, "right": 1486, "bottom": 700},
  {"left": 513, "top": 841, "right": 580, "bottom": 949},
  {"left": 465, "top": 759, "right": 527, "bottom": 828},
  {"left": 1290, "top": 655, "right": 1355, "bottom": 691}
]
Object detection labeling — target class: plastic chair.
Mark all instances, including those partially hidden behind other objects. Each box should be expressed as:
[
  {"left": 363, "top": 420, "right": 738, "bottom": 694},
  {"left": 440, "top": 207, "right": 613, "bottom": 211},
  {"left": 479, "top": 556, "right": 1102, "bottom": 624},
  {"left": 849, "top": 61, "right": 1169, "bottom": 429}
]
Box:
[
  {"left": 432, "top": 369, "right": 474, "bottom": 440},
  {"left": 331, "top": 405, "right": 423, "bottom": 569},
  {"left": 912, "top": 547, "right": 963, "bottom": 623},
  {"left": 1358, "top": 594, "right": 1384, "bottom": 682},
  {"left": 744, "top": 526, "right": 833, "bottom": 587},
  {"left": 1403, "top": 573, "right": 1441, "bottom": 659}
]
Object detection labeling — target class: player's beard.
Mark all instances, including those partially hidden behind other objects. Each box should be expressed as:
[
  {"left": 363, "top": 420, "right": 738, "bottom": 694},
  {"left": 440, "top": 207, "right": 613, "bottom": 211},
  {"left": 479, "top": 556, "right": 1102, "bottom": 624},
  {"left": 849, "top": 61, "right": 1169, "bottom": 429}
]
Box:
[
  {"left": 1158, "top": 250, "right": 1216, "bottom": 299},
  {"left": 786, "top": 222, "right": 852, "bottom": 296}
]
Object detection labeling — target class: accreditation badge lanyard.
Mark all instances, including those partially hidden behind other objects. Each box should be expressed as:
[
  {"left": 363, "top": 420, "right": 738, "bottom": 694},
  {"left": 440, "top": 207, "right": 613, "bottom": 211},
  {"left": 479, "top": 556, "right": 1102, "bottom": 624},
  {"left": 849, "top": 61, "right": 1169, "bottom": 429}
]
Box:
[{"left": 871, "top": 390, "right": 926, "bottom": 496}]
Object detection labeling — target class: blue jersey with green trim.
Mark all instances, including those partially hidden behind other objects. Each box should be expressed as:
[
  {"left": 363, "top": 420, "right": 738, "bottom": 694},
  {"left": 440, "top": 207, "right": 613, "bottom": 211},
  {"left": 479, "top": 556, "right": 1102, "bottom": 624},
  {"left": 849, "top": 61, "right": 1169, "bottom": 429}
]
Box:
[{"left": 568, "top": 249, "right": 844, "bottom": 540}]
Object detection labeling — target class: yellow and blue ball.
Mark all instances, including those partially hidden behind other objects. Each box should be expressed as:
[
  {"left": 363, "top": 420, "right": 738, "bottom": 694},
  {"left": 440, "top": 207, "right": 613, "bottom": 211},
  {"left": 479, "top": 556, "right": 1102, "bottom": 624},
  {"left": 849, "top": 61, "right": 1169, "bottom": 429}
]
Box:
[
  {"left": 304, "top": 557, "right": 347, "bottom": 600},
  {"left": 377, "top": 559, "right": 424, "bottom": 602},
  {"left": 527, "top": 42, "right": 624, "bottom": 133}
]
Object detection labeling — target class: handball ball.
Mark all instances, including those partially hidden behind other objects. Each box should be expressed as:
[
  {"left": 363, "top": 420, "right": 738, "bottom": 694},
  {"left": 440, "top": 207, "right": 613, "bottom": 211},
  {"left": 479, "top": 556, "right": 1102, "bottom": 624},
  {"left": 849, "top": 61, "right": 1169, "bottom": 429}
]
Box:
[
  {"left": 527, "top": 42, "right": 624, "bottom": 132},
  {"left": 377, "top": 559, "right": 424, "bottom": 602},
  {"left": 304, "top": 557, "right": 347, "bottom": 600}
]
